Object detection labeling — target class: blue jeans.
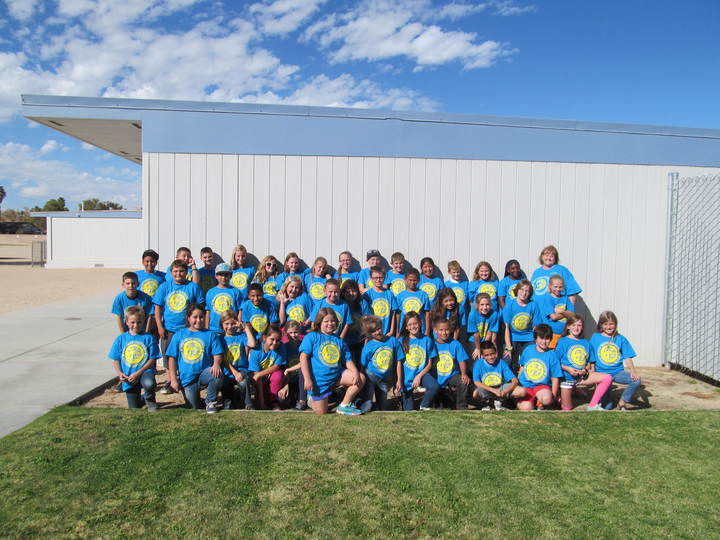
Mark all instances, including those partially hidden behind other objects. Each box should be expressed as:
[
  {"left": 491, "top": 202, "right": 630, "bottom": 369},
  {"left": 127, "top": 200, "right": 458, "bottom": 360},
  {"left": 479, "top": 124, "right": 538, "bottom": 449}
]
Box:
[
  {"left": 401, "top": 373, "right": 440, "bottom": 410},
  {"left": 221, "top": 377, "right": 252, "bottom": 409},
  {"left": 181, "top": 367, "right": 224, "bottom": 409},
  {"left": 602, "top": 370, "right": 642, "bottom": 409},
  {"left": 125, "top": 371, "right": 157, "bottom": 408},
  {"left": 360, "top": 372, "right": 391, "bottom": 412}
]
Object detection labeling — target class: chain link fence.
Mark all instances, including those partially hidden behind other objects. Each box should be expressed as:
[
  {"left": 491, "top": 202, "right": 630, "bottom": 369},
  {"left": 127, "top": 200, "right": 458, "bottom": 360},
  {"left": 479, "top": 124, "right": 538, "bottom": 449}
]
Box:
[{"left": 664, "top": 173, "right": 720, "bottom": 382}]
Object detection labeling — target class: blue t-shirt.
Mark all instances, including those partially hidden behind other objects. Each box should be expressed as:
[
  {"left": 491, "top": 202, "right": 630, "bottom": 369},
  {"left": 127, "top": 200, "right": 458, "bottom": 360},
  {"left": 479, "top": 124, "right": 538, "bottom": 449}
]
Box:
[
  {"left": 386, "top": 271, "right": 406, "bottom": 296},
  {"left": 531, "top": 264, "right": 582, "bottom": 297},
  {"left": 362, "top": 288, "right": 399, "bottom": 334},
  {"left": 472, "top": 358, "right": 515, "bottom": 387},
  {"left": 135, "top": 270, "right": 166, "bottom": 297},
  {"left": 153, "top": 280, "right": 205, "bottom": 333},
  {"left": 304, "top": 275, "right": 328, "bottom": 303},
  {"left": 444, "top": 279, "right": 469, "bottom": 313},
  {"left": 240, "top": 298, "right": 279, "bottom": 338},
  {"left": 334, "top": 271, "right": 359, "bottom": 287},
  {"left": 498, "top": 276, "right": 522, "bottom": 302},
  {"left": 198, "top": 267, "right": 218, "bottom": 292},
  {"left": 536, "top": 293, "right": 575, "bottom": 335},
  {"left": 277, "top": 270, "right": 308, "bottom": 290},
  {"left": 357, "top": 267, "right": 375, "bottom": 290},
  {"left": 434, "top": 339, "right": 469, "bottom": 388},
  {"left": 299, "top": 332, "right": 353, "bottom": 396},
  {"left": 419, "top": 276, "right": 444, "bottom": 304},
  {"left": 222, "top": 333, "right": 249, "bottom": 378},
  {"left": 166, "top": 328, "right": 224, "bottom": 386},
  {"left": 399, "top": 335, "right": 437, "bottom": 391},
  {"left": 555, "top": 336, "right": 591, "bottom": 381},
  {"left": 361, "top": 337, "right": 405, "bottom": 380},
  {"left": 256, "top": 275, "right": 282, "bottom": 299},
  {"left": 248, "top": 346, "right": 285, "bottom": 372},
  {"left": 589, "top": 333, "right": 636, "bottom": 376},
  {"left": 281, "top": 340, "right": 302, "bottom": 370},
  {"left": 466, "top": 309, "right": 500, "bottom": 342},
  {"left": 165, "top": 265, "right": 197, "bottom": 283},
  {"left": 396, "top": 289, "right": 432, "bottom": 331},
  {"left": 502, "top": 298, "right": 541, "bottom": 342},
  {"left": 468, "top": 279, "right": 500, "bottom": 310},
  {"left": 111, "top": 291, "right": 153, "bottom": 320},
  {"left": 230, "top": 267, "right": 256, "bottom": 299},
  {"left": 205, "top": 286, "right": 242, "bottom": 333},
  {"left": 518, "top": 346, "right": 563, "bottom": 388},
  {"left": 282, "top": 293, "right": 314, "bottom": 325},
  {"left": 345, "top": 299, "right": 372, "bottom": 345},
  {"left": 310, "top": 299, "right": 352, "bottom": 335},
  {"left": 108, "top": 332, "right": 160, "bottom": 391}
]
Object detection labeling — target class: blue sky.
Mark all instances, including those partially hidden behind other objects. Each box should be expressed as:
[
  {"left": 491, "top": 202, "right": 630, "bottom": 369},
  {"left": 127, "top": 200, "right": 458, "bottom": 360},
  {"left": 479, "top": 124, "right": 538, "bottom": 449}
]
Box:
[{"left": 1, "top": 0, "right": 718, "bottom": 211}]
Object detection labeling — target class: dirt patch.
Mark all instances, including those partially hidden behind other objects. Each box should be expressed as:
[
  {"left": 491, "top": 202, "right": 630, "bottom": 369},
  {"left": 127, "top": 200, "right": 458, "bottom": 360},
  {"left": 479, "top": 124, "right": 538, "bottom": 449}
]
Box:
[{"left": 84, "top": 367, "right": 720, "bottom": 411}]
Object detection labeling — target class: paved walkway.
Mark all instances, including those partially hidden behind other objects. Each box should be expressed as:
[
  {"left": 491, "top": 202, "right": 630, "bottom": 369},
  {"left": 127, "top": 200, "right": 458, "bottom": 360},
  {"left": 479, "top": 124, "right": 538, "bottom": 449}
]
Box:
[{"left": 0, "top": 291, "right": 117, "bottom": 438}]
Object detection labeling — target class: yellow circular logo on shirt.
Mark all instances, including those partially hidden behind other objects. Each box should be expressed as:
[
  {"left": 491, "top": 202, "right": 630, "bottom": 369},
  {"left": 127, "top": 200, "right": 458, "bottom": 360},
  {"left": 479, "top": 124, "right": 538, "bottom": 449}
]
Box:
[
  {"left": 599, "top": 342, "right": 621, "bottom": 365},
  {"left": 319, "top": 341, "right": 340, "bottom": 367},
  {"left": 309, "top": 283, "right": 325, "bottom": 300},
  {"left": 123, "top": 342, "right": 147, "bottom": 366},
  {"left": 512, "top": 313, "right": 531, "bottom": 331},
  {"left": 533, "top": 277, "right": 548, "bottom": 293},
  {"left": 475, "top": 322, "right": 489, "bottom": 339},
  {"left": 482, "top": 373, "right": 502, "bottom": 387},
  {"left": 263, "top": 281, "right": 277, "bottom": 296},
  {"left": 181, "top": 338, "right": 204, "bottom": 364},
  {"left": 212, "top": 293, "right": 232, "bottom": 314},
  {"left": 480, "top": 284, "right": 496, "bottom": 298},
  {"left": 525, "top": 360, "right": 547, "bottom": 382},
  {"left": 390, "top": 279, "right": 406, "bottom": 295},
  {"left": 402, "top": 297, "right": 422, "bottom": 314},
  {"left": 406, "top": 345, "right": 426, "bottom": 368},
  {"left": 452, "top": 287, "right": 465, "bottom": 304},
  {"left": 420, "top": 283, "right": 437, "bottom": 300},
  {"left": 250, "top": 314, "right": 268, "bottom": 334},
  {"left": 260, "top": 353, "right": 274, "bottom": 370},
  {"left": 226, "top": 344, "right": 241, "bottom": 365},
  {"left": 288, "top": 305, "right": 306, "bottom": 322},
  {"left": 509, "top": 284, "right": 518, "bottom": 299},
  {"left": 167, "top": 291, "right": 188, "bottom": 313},
  {"left": 437, "top": 352, "right": 454, "bottom": 375},
  {"left": 141, "top": 279, "right": 159, "bottom": 296},
  {"left": 373, "top": 298, "right": 390, "bottom": 318},
  {"left": 568, "top": 344, "right": 587, "bottom": 368},
  {"left": 231, "top": 272, "right": 248, "bottom": 290},
  {"left": 373, "top": 347, "right": 393, "bottom": 371}
]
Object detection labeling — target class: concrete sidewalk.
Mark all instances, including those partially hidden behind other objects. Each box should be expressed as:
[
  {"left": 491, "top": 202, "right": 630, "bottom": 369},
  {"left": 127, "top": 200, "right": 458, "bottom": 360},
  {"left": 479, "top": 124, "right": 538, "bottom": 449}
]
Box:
[{"left": 0, "top": 291, "right": 118, "bottom": 438}]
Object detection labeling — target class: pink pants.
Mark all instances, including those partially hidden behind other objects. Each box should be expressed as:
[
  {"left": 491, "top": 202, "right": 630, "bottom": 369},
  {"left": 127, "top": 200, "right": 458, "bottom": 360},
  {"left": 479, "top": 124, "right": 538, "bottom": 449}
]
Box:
[{"left": 255, "top": 370, "right": 286, "bottom": 409}]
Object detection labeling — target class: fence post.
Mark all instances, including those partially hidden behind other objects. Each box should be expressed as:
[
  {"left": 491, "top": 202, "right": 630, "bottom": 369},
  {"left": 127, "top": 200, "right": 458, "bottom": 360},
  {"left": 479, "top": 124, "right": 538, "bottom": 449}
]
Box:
[{"left": 661, "top": 172, "right": 679, "bottom": 369}]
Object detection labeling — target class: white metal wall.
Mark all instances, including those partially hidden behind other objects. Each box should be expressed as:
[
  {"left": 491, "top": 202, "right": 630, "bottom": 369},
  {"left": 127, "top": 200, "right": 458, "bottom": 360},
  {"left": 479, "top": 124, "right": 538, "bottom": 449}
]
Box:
[
  {"left": 143, "top": 152, "right": 719, "bottom": 366},
  {"left": 47, "top": 217, "right": 142, "bottom": 268}
]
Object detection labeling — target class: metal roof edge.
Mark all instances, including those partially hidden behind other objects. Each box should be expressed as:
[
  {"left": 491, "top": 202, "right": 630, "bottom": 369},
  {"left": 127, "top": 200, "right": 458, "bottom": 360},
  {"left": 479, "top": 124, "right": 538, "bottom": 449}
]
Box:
[{"left": 31, "top": 210, "right": 142, "bottom": 218}]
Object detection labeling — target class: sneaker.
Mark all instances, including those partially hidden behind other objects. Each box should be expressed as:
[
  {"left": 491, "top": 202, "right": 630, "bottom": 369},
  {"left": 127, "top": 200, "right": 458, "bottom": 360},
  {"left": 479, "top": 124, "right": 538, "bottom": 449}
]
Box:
[
  {"left": 294, "top": 400, "right": 307, "bottom": 411},
  {"left": 586, "top": 404, "right": 606, "bottom": 411},
  {"left": 494, "top": 400, "right": 506, "bottom": 411},
  {"left": 419, "top": 406, "right": 432, "bottom": 411},
  {"left": 481, "top": 405, "right": 492, "bottom": 411},
  {"left": 336, "top": 403, "right": 362, "bottom": 416},
  {"left": 206, "top": 402, "right": 219, "bottom": 414},
  {"left": 223, "top": 399, "right": 233, "bottom": 410},
  {"left": 159, "top": 382, "right": 174, "bottom": 395},
  {"left": 244, "top": 404, "right": 255, "bottom": 410},
  {"left": 146, "top": 400, "right": 159, "bottom": 412}
]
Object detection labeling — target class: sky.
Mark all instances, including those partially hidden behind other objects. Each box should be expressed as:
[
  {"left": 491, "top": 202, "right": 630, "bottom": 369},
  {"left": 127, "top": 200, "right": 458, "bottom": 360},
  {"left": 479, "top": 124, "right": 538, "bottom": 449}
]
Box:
[{"left": 0, "top": 0, "right": 718, "bottom": 211}]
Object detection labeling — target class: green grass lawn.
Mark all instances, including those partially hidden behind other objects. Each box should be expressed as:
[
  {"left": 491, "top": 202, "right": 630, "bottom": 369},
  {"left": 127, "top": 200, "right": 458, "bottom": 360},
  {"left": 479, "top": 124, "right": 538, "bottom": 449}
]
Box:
[{"left": 1, "top": 408, "right": 718, "bottom": 539}]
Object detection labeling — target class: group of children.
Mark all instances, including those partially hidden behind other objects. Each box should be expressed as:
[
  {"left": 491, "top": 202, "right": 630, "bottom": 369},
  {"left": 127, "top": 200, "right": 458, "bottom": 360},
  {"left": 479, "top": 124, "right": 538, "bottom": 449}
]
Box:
[{"left": 108, "top": 244, "right": 642, "bottom": 414}]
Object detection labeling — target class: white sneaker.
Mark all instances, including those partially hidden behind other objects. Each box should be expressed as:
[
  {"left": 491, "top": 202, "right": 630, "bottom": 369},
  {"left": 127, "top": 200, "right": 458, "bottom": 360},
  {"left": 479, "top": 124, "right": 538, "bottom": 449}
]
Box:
[
  {"left": 481, "top": 405, "right": 492, "bottom": 411},
  {"left": 494, "top": 400, "right": 506, "bottom": 411}
]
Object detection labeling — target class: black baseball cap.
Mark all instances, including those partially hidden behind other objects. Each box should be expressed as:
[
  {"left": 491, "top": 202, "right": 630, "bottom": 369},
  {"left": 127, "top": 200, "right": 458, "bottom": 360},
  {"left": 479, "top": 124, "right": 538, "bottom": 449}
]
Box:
[{"left": 366, "top": 249, "right": 381, "bottom": 260}]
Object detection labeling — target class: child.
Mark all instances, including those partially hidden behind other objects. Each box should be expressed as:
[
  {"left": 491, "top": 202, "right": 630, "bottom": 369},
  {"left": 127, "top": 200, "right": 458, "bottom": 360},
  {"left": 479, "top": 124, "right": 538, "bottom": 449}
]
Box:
[
  {"left": 219, "top": 312, "right": 256, "bottom": 410},
  {"left": 309, "top": 279, "right": 351, "bottom": 339},
  {"left": 398, "top": 311, "right": 439, "bottom": 411},
  {"left": 429, "top": 288, "right": 463, "bottom": 341},
  {"left": 165, "top": 246, "right": 200, "bottom": 284},
  {"left": 590, "top": 311, "right": 642, "bottom": 410},
  {"left": 253, "top": 255, "right": 282, "bottom": 299},
  {"left": 248, "top": 325, "right": 286, "bottom": 410},
  {"left": 469, "top": 261, "right": 500, "bottom": 311},
  {"left": 513, "top": 324, "right": 563, "bottom": 410},
  {"left": 502, "top": 279, "right": 541, "bottom": 371},
  {"left": 536, "top": 275, "right": 575, "bottom": 348},
  {"left": 395, "top": 268, "right": 432, "bottom": 336},
  {"left": 418, "top": 257, "right": 444, "bottom": 305},
  {"left": 277, "top": 251, "right": 307, "bottom": 288},
  {"left": 472, "top": 341, "right": 518, "bottom": 410},
  {"left": 277, "top": 275, "right": 313, "bottom": 331},
  {"left": 444, "top": 260, "right": 469, "bottom": 318},
  {"left": 556, "top": 314, "right": 612, "bottom": 411},
  {"left": 135, "top": 249, "right": 165, "bottom": 298},
  {"left": 432, "top": 316, "right": 470, "bottom": 410},
  {"left": 205, "top": 263, "right": 242, "bottom": 334},
  {"left": 358, "top": 249, "right": 383, "bottom": 292},
  {"left": 166, "top": 303, "right": 225, "bottom": 413},
  {"left": 362, "top": 266, "right": 399, "bottom": 337},
  {"left": 299, "top": 308, "right": 366, "bottom": 415},
  {"left": 240, "top": 283, "right": 280, "bottom": 340},
  {"left": 108, "top": 306, "right": 160, "bottom": 410},
  {"left": 229, "top": 244, "right": 256, "bottom": 300},
  {"left": 154, "top": 260, "right": 205, "bottom": 342},
  {"left": 386, "top": 252, "right": 407, "bottom": 295},
  {"left": 468, "top": 293, "right": 500, "bottom": 356},
  {"left": 340, "top": 279, "right": 371, "bottom": 364},
  {"left": 334, "top": 251, "right": 359, "bottom": 286},
  {"left": 277, "top": 320, "right": 307, "bottom": 410},
  {"left": 498, "top": 259, "right": 526, "bottom": 309},
  {"left": 112, "top": 271, "right": 153, "bottom": 333},
  {"left": 359, "top": 315, "right": 404, "bottom": 412},
  {"left": 531, "top": 245, "right": 582, "bottom": 303},
  {"left": 304, "top": 256, "right": 330, "bottom": 303},
  {"left": 197, "top": 246, "right": 218, "bottom": 292}
]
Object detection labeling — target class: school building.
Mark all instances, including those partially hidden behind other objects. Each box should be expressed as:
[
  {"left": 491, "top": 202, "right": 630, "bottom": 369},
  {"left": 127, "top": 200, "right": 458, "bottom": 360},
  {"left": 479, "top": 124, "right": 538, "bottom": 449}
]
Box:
[{"left": 22, "top": 94, "right": 720, "bottom": 367}]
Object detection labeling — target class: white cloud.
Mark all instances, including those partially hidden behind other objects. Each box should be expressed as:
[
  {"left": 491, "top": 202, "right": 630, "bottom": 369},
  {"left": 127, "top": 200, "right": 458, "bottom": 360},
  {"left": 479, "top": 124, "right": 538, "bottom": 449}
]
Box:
[
  {"left": 492, "top": 0, "right": 535, "bottom": 16},
  {"left": 81, "top": 142, "right": 96, "bottom": 150},
  {"left": 0, "top": 142, "right": 140, "bottom": 209},
  {"left": 436, "top": 2, "right": 488, "bottom": 20},
  {"left": 38, "top": 139, "right": 69, "bottom": 154},
  {"left": 250, "top": 0, "right": 327, "bottom": 35},
  {"left": 5, "top": 0, "right": 39, "bottom": 20}
]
